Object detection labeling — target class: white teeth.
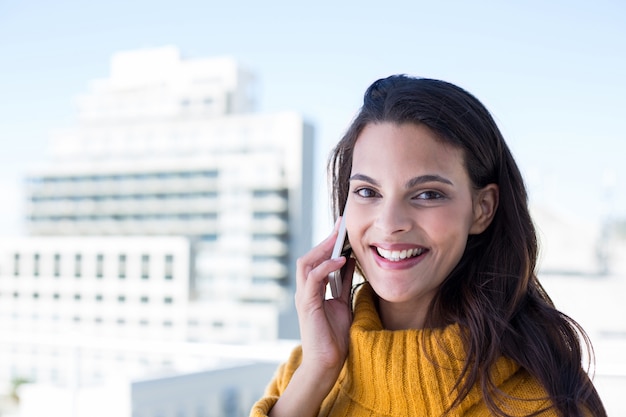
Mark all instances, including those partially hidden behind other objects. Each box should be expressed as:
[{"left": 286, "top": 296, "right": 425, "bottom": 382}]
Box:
[{"left": 376, "top": 247, "right": 424, "bottom": 261}]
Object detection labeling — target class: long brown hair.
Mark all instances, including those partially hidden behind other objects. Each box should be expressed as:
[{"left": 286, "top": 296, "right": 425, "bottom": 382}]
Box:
[{"left": 329, "top": 75, "right": 606, "bottom": 417}]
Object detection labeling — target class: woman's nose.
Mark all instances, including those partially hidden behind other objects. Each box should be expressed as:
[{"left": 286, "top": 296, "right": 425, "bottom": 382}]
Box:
[{"left": 373, "top": 201, "right": 412, "bottom": 235}]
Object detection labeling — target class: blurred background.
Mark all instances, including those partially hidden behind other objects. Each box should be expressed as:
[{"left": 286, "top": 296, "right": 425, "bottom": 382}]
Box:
[{"left": 0, "top": 1, "right": 624, "bottom": 416}]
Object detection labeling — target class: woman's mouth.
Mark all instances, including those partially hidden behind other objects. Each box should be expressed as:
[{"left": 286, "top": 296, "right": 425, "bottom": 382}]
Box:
[{"left": 375, "top": 246, "right": 425, "bottom": 262}]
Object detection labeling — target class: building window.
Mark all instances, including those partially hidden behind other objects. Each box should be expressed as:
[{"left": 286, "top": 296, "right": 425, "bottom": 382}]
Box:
[
  {"left": 139, "top": 319, "right": 149, "bottom": 326},
  {"left": 74, "top": 294, "right": 81, "bottom": 301},
  {"left": 141, "top": 254, "right": 150, "bottom": 279},
  {"left": 140, "top": 296, "right": 149, "bottom": 303},
  {"left": 95, "top": 294, "right": 103, "bottom": 302},
  {"left": 13, "top": 253, "right": 19, "bottom": 276},
  {"left": 13, "top": 292, "right": 19, "bottom": 298},
  {"left": 32, "top": 292, "right": 39, "bottom": 299},
  {"left": 118, "top": 254, "right": 126, "bottom": 279},
  {"left": 221, "top": 387, "right": 240, "bottom": 417},
  {"left": 164, "top": 254, "right": 173, "bottom": 280},
  {"left": 117, "top": 318, "right": 125, "bottom": 325},
  {"left": 53, "top": 253, "right": 61, "bottom": 277},
  {"left": 33, "top": 253, "right": 40, "bottom": 277},
  {"left": 164, "top": 296, "right": 173, "bottom": 304},
  {"left": 163, "top": 320, "right": 173, "bottom": 327},
  {"left": 201, "top": 234, "right": 217, "bottom": 242},
  {"left": 118, "top": 295, "right": 126, "bottom": 303},
  {"left": 96, "top": 254, "right": 104, "bottom": 278},
  {"left": 53, "top": 293, "right": 60, "bottom": 300},
  {"left": 74, "top": 254, "right": 82, "bottom": 278}
]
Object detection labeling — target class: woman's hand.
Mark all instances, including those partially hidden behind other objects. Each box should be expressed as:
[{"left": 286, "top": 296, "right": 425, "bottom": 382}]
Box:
[
  {"left": 295, "top": 218, "right": 355, "bottom": 374},
  {"left": 268, "top": 219, "right": 355, "bottom": 417}
]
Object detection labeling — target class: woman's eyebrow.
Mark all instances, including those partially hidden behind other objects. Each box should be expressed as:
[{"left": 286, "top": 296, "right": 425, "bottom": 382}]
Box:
[
  {"left": 406, "top": 174, "right": 453, "bottom": 188},
  {"left": 349, "top": 173, "right": 453, "bottom": 188},
  {"left": 349, "top": 173, "right": 379, "bottom": 186}
]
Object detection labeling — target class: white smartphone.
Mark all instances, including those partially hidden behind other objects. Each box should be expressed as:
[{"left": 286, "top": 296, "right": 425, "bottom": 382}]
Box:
[{"left": 328, "top": 215, "right": 348, "bottom": 299}]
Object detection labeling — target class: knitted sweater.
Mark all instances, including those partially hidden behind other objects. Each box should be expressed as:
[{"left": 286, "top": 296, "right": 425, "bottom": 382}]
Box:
[{"left": 251, "top": 283, "right": 556, "bottom": 416}]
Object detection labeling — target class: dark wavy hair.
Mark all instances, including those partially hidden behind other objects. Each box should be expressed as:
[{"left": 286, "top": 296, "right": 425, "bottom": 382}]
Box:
[{"left": 328, "top": 75, "right": 606, "bottom": 417}]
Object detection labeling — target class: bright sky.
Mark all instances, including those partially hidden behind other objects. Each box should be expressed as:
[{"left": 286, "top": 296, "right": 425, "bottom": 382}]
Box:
[{"left": 1, "top": 0, "right": 625, "bottom": 241}]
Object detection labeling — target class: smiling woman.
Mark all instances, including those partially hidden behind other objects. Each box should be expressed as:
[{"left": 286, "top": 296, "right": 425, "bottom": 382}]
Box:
[
  {"left": 250, "top": 75, "right": 607, "bottom": 417},
  {"left": 345, "top": 122, "right": 498, "bottom": 331}
]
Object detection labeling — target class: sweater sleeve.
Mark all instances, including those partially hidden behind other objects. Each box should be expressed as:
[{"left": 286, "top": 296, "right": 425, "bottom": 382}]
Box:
[{"left": 249, "top": 345, "right": 303, "bottom": 417}]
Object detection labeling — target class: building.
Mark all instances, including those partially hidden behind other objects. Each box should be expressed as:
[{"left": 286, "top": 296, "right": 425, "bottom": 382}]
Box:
[
  {"left": 23, "top": 45, "right": 314, "bottom": 335},
  {"left": 0, "top": 46, "right": 313, "bottom": 398}
]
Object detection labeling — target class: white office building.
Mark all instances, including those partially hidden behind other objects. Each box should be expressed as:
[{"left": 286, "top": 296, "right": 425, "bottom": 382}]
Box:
[
  {"left": 25, "top": 109, "right": 314, "bottom": 311},
  {"left": 0, "top": 46, "right": 314, "bottom": 402},
  {"left": 24, "top": 45, "right": 314, "bottom": 328}
]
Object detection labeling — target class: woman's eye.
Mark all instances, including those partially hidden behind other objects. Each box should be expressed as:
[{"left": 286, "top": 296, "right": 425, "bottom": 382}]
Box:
[
  {"left": 355, "top": 188, "right": 377, "bottom": 198},
  {"left": 415, "top": 190, "right": 444, "bottom": 200}
]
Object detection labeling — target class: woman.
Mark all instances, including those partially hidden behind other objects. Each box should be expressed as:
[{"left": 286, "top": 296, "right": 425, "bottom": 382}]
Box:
[{"left": 251, "top": 75, "right": 606, "bottom": 416}]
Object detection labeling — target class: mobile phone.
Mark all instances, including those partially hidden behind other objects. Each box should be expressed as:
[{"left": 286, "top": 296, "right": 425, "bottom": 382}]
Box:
[{"left": 328, "top": 215, "right": 348, "bottom": 299}]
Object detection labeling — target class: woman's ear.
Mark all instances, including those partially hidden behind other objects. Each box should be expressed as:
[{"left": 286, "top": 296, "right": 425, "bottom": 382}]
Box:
[{"left": 469, "top": 184, "right": 499, "bottom": 234}]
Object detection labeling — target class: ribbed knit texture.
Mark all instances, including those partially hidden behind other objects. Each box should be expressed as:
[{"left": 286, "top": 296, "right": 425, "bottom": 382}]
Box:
[{"left": 251, "top": 283, "right": 556, "bottom": 417}]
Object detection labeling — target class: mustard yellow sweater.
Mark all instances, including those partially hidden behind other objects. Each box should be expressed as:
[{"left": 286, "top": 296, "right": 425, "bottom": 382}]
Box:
[{"left": 251, "top": 283, "right": 556, "bottom": 416}]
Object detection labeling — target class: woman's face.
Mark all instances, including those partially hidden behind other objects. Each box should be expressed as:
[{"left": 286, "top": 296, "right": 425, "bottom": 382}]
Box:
[{"left": 345, "top": 122, "right": 491, "bottom": 326}]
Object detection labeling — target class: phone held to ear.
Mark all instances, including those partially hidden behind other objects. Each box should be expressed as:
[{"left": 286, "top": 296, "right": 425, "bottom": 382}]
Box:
[{"left": 328, "top": 215, "right": 348, "bottom": 299}]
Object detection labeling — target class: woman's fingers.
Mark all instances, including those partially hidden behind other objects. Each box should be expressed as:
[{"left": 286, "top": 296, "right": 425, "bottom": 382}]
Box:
[
  {"left": 296, "top": 256, "right": 346, "bottom": 308},
  {"left": 295, "top": 218, "right": 344, "bottom": 290}
]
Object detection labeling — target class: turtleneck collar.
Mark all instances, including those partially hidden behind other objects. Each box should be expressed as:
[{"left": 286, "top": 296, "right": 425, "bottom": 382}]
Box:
[{"left": 337, "top": 283, "right": 522, "bottom": 416}]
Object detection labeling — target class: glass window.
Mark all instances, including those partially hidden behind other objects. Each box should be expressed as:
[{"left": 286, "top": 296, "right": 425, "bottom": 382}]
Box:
[
  {"left": 96, "top": 254, "right": 104, "bottom": 278},
  {"left": 118, "top": 254, "right": 126, "bottom": 279},
  {"left": 141, "top": 254, "right": 150, "bottom": 279},
  {"left": 75, "top": 254, "right": 82, "bottom": 278},
  {"left": 53, "top": 254, "right": 61, "bottom": 277},
  {"left": 221, "top": 386, "right": 240, "bottom": 417},
  {"left": 13, "top": 253, "right": 19, "bottom": 276},
  {"left": 33, "top": 253, "right": 40, "bottom": 277},
  {"left": 164, "top": 254, "right": 173, "bottom": 280}
]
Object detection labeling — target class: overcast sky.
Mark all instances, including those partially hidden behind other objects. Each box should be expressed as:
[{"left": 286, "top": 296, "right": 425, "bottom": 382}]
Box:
[{"left": 1, "top": 0, "right": 625, "bottom": 241}]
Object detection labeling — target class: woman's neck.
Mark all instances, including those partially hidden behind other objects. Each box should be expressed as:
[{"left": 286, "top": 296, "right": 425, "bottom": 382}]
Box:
[{"left": 376, "top": 297, "right": 429, "bottom": 330}]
